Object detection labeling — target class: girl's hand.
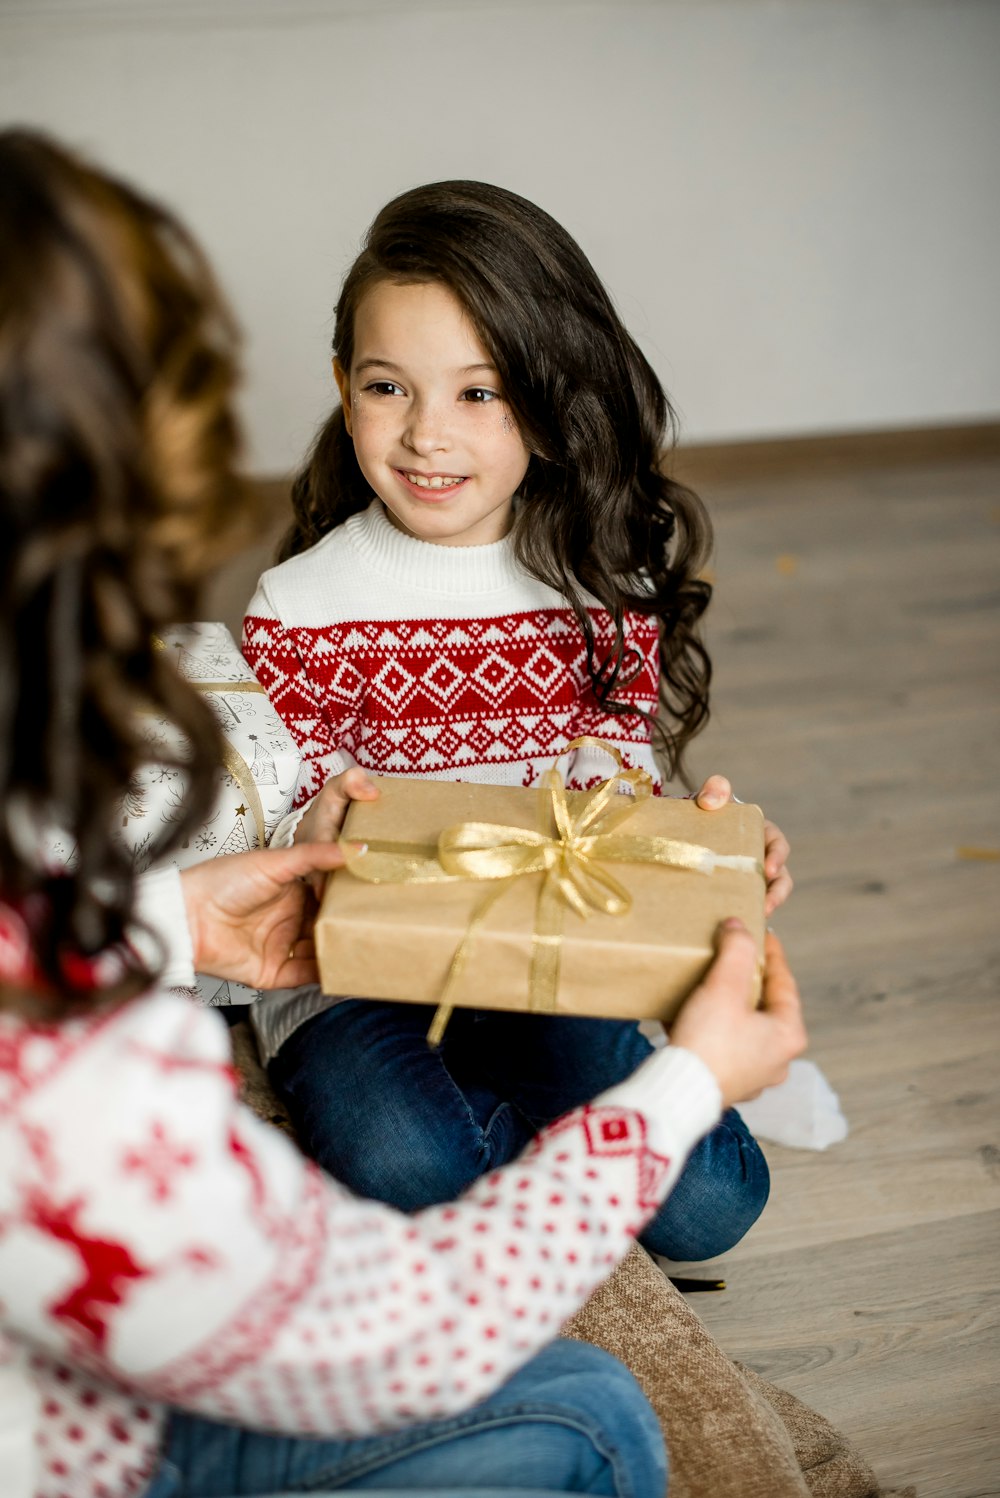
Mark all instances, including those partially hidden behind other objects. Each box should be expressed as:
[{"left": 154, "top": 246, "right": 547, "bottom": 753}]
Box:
[
  {"left": 670, "top": 923, "right": 807, "bottom": 1108},
  {"left": 293, "top": 767, "right": 380, "bottom": 896},
  {"left": 179, "top": 842, "right": 348, "bottom": 990},
  {"left": 294, "top": 767, "right": 380, "bottom": 846},
  {"left": 693, "top": 774, "right": 793, "bottom": 917}
]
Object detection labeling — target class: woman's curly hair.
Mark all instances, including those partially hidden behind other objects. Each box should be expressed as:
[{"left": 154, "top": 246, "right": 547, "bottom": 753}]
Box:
[
  {"left": 281, "top": 180, "right": 713, "bottom": 782},
  {"left": 0, "top": 130, "right": 248, "bottom": 1014}
]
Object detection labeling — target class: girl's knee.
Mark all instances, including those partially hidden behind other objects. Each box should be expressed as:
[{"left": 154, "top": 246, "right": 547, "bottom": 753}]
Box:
[
  {"left": 505, "top": 1341, "right": 667, "bottom": 1495},
  {"left": 286, "top": 1116, "right": 483, "bottom": 1212},
  {"left": 721, "top": 1111, "right": 771, "bottom": 1229},
  {"left": 641, "top": 1115, "right": 771, "bottom": 1261},
  {"left": 302, "top": 1122, "right": 481, "bottom": 1211}
]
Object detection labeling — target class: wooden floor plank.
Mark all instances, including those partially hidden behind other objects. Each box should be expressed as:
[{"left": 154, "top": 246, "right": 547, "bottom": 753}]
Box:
[
  {"left": 673, "top": 1213, "right": 1000, "bottom": 1497},
  {"left": 674, "top": 455, "right": 1000, "bottom": 1497}
]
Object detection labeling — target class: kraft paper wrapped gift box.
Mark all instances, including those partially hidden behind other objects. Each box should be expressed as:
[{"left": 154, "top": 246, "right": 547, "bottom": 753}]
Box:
[
  {"left": 317, "top": 771, "right": 766, "bottom": 1026},
  {"left": 120, "top": 622, "right": 301, "bottom": 1006}
]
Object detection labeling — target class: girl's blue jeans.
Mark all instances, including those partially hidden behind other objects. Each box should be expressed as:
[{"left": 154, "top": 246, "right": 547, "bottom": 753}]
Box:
[
  {"left": 143, "top": 1339, "right": 666, "bottom": 1495},
  {"left": 268, "top": 1001, "right": 769, "bottom": 1262}
]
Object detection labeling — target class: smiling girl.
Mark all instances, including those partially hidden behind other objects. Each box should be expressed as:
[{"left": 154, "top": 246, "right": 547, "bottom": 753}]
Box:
[
  {"left": 338, "top": 277, "right": 529, "bottom": 547},
  {"left": 243, "top": 180, "right": 792, "bottom": 1262}
]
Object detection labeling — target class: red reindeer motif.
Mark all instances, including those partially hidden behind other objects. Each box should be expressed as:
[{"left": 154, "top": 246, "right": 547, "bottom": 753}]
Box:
[{"left": 24, "top": 1191, "right": 152, "bottom": 1353}]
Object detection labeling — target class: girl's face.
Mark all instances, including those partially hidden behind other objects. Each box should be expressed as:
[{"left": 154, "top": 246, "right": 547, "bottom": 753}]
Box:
[{"left": 335, "top": 279, "right": 530, "bottom": 547}]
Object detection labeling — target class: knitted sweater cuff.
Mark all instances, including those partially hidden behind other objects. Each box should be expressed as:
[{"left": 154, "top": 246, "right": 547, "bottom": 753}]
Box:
[
  {"left": 595, "top": 1044, "right": 723, "bottom": 1160},
  {"left": 132, "top": 866, "right": 196, "bottom": 989}
]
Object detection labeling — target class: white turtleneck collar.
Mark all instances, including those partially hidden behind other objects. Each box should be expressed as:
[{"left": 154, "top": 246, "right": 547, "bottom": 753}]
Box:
[{"left": 343, "top": 499, "right": 527, "bottom": 596}]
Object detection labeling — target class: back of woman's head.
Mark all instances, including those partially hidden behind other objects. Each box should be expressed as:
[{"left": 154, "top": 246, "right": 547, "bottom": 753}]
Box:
[
  {"left": 284, "top": 180, "right": 712, "bottom": 778},
  {"left": 0, "top": 129, "right": 245, "bottom": 1012}
]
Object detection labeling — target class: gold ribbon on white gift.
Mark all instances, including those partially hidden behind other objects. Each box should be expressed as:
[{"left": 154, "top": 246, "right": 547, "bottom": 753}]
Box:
[{"left": 340, "top": 737, "right": 764, "bottom": 1045}]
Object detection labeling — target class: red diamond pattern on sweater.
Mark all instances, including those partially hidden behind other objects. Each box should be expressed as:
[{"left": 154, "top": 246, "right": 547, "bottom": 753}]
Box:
[
  {"left": 244, "top": 608, "right": 660, "bottom": 793},
  {"left": 421, "top": 657, "right": 466, "bottom": 706}
]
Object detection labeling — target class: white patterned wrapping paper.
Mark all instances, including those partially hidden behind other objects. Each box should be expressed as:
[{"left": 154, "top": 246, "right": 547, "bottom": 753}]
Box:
[{"left": 121, "top": 622, "right": 301, "bottom": 1006}]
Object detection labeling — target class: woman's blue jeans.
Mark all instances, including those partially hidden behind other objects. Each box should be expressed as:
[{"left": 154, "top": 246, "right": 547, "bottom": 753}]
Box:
[
  {"left": 143, "top": 1339, "right": 666, "bottom": 1496},
  {"left": 268, "top": 1001, "right": 769, "bottom": 1262}
]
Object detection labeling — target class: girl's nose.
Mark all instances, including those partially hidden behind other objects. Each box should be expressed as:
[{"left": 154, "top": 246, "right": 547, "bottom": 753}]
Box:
[{"left": 403, "top": 400, "right": 451, "bottom": 456}]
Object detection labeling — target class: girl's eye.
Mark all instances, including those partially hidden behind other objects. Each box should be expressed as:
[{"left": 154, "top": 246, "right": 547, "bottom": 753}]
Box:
[
  {"left": 461, "top": 387, "right": 498, "bottom": 404},
  {"left": 365, "top": 381, "right": 405, "bottom": 397}
]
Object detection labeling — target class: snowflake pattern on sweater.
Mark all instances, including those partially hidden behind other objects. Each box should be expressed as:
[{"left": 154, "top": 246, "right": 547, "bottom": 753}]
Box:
[
  {"left": 242, "top": 499, "right": 663, "bottom": 811},
  {"left": 0, "top": 979, "right": 719, "bottom": 1498}
]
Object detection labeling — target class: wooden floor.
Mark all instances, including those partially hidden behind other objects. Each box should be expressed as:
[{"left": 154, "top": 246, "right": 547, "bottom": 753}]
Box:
[
  {"left": 209, "top": 451, "right": 1000, "bottom": 1496},
  {"left": 667, "top": 454, "right": 1000, "bottom": 1498}
]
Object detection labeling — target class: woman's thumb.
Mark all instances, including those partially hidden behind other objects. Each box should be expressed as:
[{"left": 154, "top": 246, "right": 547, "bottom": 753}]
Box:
[{"left": 701, "top": 920, "right": 759, "bottom": 1003}]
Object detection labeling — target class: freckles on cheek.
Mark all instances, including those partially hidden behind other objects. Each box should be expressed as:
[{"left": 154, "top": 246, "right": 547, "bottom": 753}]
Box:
[{"left": 350, "top": 395, "right": 383, "bottom": 438}]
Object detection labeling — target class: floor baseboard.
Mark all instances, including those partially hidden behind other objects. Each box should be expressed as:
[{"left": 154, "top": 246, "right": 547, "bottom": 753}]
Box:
[
  {"left": 667, "top": 420, "right": 1000, "bottom": 487},
  {"left": 206, "top": 423, "right": 1000, "bottom": 637}
]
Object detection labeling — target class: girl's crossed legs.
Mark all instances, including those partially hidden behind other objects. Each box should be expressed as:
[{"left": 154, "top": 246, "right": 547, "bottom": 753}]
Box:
[
  {"left": 268, "top": 1000, "right": 769, "bottom": 1262},
  {"left": 143, "top": 1340, "right": 666, "bottom": 1497}
]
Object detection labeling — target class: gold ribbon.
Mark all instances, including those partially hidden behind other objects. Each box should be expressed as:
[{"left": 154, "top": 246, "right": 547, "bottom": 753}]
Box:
[
  {"left": 341, "top": 737, "right": 764, "bottom": 1045},
  {"left": 188, "top": 680, "right": 265, "bottom": 696},
  {"left": 214, "top": 741, "right": 266, "bottom": 851}
]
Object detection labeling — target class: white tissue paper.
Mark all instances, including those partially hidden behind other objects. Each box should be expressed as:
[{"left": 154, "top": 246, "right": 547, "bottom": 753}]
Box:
[
  {"left": 637, "top": 1022, "right": 848, "bottom": 1151},
  {"left": 736, "top": 1059, "right": 849, "bottom": 1151}
]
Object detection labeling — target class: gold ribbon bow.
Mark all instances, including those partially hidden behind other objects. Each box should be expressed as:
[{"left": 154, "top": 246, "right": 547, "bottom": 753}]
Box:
[{"left": 341, "top": 736, "right": 763, "bottom": 1045}]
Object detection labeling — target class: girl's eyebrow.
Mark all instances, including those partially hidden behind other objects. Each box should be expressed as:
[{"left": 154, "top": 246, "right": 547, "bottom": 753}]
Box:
[
  {"left": 355, "top": 358, "right": 404, "bottom": 374},
  {"left": 354, "top": 358, "right": 498, "bottom": 375}
]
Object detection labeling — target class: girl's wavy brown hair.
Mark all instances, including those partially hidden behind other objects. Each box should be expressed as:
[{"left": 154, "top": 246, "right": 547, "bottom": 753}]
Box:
[
  {"left": 281, "top": 180, "right": 714, "bottom": 782},
  {"left": 0, "top": 129, "right": 247, "bottom": 1015}
]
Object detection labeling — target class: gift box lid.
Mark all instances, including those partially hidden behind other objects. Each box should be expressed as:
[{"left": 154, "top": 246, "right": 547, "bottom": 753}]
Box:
[{"left": 317, "top": 774, "right": 766, "bottom": 1024}]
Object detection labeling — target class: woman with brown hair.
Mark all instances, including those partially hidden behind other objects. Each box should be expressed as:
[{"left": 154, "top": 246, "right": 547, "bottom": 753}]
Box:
[{"left": 0, "top": 130, "right": 806, "bottom": 1498}]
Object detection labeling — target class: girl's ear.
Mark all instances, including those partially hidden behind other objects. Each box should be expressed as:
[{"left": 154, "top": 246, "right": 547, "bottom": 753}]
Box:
[{"left": 333, "top": 358, "right": 353, "bottom": 435}]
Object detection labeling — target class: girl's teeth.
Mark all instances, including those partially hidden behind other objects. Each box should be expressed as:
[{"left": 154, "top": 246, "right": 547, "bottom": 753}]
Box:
[{"left": 405, "top": 473, "right": 462, "bottom": 489}]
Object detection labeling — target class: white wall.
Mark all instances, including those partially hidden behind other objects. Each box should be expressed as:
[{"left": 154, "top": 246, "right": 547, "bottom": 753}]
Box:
[{"left": 2, "top": 0, "right": 998, "bottom": 471}]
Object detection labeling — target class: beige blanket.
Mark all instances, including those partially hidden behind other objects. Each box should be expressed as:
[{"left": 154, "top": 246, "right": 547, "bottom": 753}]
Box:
[{"left": 562, "top": 1243, "right": 915, "bottom": 1498}]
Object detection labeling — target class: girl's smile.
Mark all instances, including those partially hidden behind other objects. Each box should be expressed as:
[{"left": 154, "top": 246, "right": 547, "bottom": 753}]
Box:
[
  {"left": 394, "top": 468, "right": 469, "bottom": 500},
  {"left": 334, "top": 279, "right": 530, "bottom": 547}
]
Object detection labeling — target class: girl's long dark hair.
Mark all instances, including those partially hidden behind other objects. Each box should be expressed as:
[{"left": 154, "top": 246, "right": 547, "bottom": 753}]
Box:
[
  {"left": 0, "top": 130, "right": 247, "bottom": 1015},
  {"left": 281, "top": 180, "right": 713, "bottom": 780}
]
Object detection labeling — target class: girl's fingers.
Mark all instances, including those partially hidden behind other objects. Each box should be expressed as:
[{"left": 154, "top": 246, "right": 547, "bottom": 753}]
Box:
[
  {"left": 763, "top": 821, "right": 791, "bottom": 877},
  {"left": 764, "top": 869, "right": 794, "bottom": 915},
  {"left": 303, "top": 770, "right": 379, "bottom": 843},
  {"left": 762, "top": 819, "right": 792, "bottom": 914},
  {"left": 695, "top": 774, "right": 733, "bottom": 810},
  {"left": 342, "top": 768, "right": 379, "bottom": 801}
]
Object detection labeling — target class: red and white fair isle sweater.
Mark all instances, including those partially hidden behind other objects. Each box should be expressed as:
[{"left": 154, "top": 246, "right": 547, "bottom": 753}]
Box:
[
  {"left": 243, "top": 498, "right": 665, "bottom": 1058},
  {"left": 0, "top": 868, "right": 721, "bottom": 1498},
  {"left": 242, "top": 498, "right": 662, "bottom": 809}
]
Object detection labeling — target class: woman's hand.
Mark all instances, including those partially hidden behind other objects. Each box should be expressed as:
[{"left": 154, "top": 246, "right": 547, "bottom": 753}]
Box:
[
  {"left": 179, "top": 842, "right": 347, "bottom": 990},
  {"left": 693, "top": 774, "right": 793, "bottom": 916},
  {"left": 670, "top": 923, "right": 807, "bottom": 1108},
  {"left": 294, "top": 767, "right": 380, "bottom": 846}
]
